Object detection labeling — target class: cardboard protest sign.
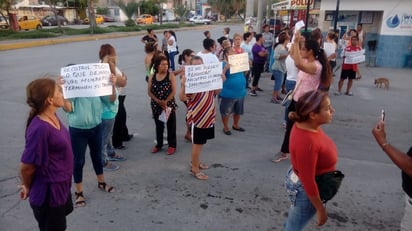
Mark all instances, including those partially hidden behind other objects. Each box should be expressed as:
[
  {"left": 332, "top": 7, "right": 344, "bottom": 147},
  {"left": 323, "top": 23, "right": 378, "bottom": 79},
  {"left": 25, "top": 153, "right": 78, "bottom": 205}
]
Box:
[
  {"left": 228, "top": 53, "right": 249, "bottom": 74},
  {"left": 60, "top": 63, "right": 112, "bottom": 99},
  {"left": 344, "top": 49, "right": 366, "bottom": 64},
  {"left": 184, "top": 63, "right": 223, "bottom": 94}
]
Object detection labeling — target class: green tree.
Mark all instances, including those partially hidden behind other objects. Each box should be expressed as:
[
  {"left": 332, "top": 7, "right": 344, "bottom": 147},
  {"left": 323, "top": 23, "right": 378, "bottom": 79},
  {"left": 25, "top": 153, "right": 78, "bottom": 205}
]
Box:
[
  {"left": 44, "top": 0, "right": 66, "bottom": 33},
  {"left": 174, "top": 4, "right": 189, "bottom": 24},
  {"left": 118, "top": 0, "right": 138, "bottom": 26},
  {"left": 208, "top": 0, "right": 245, "bottom": 21},
  {"left": 138, "top": 0, "right": 160, "bottom": 16},
  {"left": 0, "top": 0, "right": 18, "bottom": 29}
]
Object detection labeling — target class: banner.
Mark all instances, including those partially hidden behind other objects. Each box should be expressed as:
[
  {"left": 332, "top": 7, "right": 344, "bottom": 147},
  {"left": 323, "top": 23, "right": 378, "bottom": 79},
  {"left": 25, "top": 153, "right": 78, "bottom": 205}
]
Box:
[
  {"left": 184, "top": 63, "right": 223, "bottom": 94},
  {"left": 228, "top": 53, "right": 249, "bottom": 74},
  {"left": 60, "top": 63, "right": 112, "bottom": 99},
  {"left": 344, "top": 49, "right": 366, "bottom": 64},
  {"left": 289, "top": 0, "right": 314, "bottom": 10}
]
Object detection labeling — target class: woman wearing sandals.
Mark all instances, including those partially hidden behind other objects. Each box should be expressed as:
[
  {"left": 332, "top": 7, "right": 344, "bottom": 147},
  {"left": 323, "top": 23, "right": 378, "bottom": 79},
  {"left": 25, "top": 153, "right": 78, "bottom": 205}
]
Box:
[
  {"left": 20, "top": 77, "right": 73, "bottom": 231},
  {"left": 63, "top": 67, "right": 122, "bottom": 207},
  {"left": 179, "top": 56, "right": 224, "bottom": 180}
]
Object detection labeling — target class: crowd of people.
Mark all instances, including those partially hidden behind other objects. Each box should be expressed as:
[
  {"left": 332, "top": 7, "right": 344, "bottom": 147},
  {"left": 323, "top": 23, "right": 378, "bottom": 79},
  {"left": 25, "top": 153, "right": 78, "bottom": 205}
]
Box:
[{"left": 18, "top": 24, "right": 411, "bottom": 231}]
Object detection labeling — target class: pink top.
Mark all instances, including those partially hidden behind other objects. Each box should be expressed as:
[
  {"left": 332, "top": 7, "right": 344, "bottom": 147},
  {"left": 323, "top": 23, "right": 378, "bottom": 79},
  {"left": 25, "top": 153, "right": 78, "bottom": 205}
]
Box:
[{"left": 293, "top": 60, "right": 321, "bottom": 101}]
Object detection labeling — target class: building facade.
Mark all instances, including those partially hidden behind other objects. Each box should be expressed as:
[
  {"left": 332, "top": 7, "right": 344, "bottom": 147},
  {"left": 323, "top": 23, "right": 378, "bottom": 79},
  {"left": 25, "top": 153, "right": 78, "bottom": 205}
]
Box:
[
  {"left": 273, "top": 0, "right": 412, "bottom": 68},
  {"left": 320, "top": 0, "right": 412, "bottom": 68}
]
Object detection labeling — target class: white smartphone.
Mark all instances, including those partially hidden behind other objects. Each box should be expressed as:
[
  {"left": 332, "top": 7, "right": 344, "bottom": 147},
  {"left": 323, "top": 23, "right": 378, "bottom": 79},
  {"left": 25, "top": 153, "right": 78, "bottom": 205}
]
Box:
[{"left": 381, "top": 109, "right": 385, "bottom": 121}]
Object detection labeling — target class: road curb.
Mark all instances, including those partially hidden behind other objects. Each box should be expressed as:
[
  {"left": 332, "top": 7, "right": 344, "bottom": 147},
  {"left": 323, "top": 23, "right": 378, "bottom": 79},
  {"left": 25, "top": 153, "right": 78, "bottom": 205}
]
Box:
[{"left": 0, "top": 25, "right": 214, "bottom": 51}]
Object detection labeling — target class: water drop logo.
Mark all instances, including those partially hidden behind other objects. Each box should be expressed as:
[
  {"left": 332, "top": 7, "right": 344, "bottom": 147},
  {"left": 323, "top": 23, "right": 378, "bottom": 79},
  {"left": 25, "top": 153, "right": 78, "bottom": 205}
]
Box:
[{"left": 386, "top": 14, "right": 400, "bottom": 28}]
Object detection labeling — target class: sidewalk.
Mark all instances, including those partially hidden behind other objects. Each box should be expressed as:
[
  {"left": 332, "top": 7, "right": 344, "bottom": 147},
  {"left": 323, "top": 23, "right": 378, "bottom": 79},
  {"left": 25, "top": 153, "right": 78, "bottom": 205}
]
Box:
[{"left": 0, "top": 25, "right": 212, "bottom": 51}]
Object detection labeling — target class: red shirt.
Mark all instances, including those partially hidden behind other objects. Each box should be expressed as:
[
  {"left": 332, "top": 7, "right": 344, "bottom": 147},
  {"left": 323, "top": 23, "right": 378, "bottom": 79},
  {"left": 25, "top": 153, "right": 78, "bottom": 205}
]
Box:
[
  {"left": 289, "top": 125, "right": 338, "bottom": 197},
  {"left": 342, "top": 45, "right": 361, "bottom": 71}
]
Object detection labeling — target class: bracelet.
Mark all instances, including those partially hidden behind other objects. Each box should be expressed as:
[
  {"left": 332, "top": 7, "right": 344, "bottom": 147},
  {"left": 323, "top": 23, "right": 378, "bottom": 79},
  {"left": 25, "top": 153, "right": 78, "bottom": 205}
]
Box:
[{"left": 381, "top": 142, "right": 390, "bottom": 148}]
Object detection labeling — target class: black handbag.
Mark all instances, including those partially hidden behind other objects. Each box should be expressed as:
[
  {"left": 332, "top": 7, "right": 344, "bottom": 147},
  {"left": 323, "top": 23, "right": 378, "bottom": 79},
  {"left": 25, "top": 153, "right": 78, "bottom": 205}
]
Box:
[{"left": 315, "top": 170, "right": 344, "bottom": 203}]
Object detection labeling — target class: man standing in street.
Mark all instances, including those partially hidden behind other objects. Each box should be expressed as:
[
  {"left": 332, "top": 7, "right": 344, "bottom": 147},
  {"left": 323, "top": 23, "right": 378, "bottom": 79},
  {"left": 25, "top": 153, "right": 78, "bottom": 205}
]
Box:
[{"left": 250, "top": 33, "right": 268, "bottom": 96}]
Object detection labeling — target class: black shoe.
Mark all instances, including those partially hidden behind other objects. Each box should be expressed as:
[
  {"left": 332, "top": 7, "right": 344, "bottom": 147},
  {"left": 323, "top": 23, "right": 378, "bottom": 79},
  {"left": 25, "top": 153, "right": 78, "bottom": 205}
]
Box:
[
  {"left": 124, "top": 134, "right": 134, "bottom": 142},
  {"left": 114, "top": 145, "right": 127, "bottom": 150},
  {"left": 256, "top": 88, "right": 264, "bottom": 92}
]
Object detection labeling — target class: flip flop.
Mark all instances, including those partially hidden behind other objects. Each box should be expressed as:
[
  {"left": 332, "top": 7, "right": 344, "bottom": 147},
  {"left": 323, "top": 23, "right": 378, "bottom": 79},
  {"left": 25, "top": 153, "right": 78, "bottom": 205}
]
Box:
[
  {"left": 190, "top": 161, "right": 209, "bottom": 170},
  {"left": 190, "top": 171, "right": 208, "bottom": 180}
]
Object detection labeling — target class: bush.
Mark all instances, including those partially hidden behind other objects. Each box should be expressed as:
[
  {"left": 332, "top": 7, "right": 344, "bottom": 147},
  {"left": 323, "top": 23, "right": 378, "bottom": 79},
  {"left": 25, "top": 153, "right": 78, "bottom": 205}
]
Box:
[{"left": 124, "top": 19, "right": 136, "bottom": 27}]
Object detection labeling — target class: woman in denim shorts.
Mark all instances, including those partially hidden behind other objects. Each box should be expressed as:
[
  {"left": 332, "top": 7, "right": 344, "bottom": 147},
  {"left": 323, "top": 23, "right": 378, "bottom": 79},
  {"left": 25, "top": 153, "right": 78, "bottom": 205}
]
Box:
[{"left": 219, "top": 47, "right": 247, "bottom": 135}]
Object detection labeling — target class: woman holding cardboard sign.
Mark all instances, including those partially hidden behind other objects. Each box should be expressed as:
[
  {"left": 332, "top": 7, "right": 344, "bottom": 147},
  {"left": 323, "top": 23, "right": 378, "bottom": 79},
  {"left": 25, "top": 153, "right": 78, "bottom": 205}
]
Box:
[{"left": 219, "top": 47, "right": 247, "bottom": 135}]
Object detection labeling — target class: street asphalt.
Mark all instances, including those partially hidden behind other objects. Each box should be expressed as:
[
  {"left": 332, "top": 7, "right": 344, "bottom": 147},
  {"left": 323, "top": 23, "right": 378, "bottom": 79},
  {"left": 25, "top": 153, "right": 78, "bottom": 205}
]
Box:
[{"left": 0, "top": 25, "right": 412, "bottom": 231}]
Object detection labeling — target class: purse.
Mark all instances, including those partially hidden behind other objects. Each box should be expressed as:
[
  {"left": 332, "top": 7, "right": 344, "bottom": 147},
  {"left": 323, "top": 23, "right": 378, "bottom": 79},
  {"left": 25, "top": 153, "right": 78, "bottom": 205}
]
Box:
[{"left": 315, "top": 170, "right": 344, "bottom": 203}]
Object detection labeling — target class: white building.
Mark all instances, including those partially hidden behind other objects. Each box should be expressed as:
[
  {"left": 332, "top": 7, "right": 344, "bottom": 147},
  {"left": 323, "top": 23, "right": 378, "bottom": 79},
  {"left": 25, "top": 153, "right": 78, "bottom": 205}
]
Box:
[
  {"left": 320, "top": 0, "right": 412, "bottom": 68},
  {"left": 272, "top": 0, "right": 412, "bottom": 68}
]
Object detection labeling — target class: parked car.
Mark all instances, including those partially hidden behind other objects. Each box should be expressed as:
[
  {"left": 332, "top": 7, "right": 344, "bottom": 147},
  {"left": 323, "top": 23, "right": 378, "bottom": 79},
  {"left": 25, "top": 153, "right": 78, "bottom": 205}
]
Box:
[
  {"left": 102, "top": 15, "right": 115, "bottom": 22},
  {"left": 83, "top": 14, "right": 104, "bottom": 24},
  {"left": 41, "top": 15, "right": 69, "bottom": 26},
  {"left": 189, "top": 16, "right": 211, "bottom": 25},
  {"left": 136, "top": 14, "right": 153, "bottom": 24},
  {"left": 0, "top": 16, "right": 9, "bottom": 30},
  {"left": 18, "top": 16, "right": 42, "bottom": 30}
]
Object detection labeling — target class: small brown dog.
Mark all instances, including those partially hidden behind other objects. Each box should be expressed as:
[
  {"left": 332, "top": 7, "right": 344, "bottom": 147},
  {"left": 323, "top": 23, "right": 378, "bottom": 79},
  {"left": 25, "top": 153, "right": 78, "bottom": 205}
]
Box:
[{"left": 374, "top": 78, "right": 389, "bottom": 90}]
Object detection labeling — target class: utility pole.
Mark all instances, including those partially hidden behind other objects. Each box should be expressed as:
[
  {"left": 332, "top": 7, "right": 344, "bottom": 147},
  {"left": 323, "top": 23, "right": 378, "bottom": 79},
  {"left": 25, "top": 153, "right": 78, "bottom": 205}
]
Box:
[
  {"left": 257, "top": 0, "right": 263, "bottom": 33},
  {"left": 333, "top": 0, "right": 340, "bottom": 31},
  {"left": 245, "top": 0, "right": 254, "bottom": 19}
]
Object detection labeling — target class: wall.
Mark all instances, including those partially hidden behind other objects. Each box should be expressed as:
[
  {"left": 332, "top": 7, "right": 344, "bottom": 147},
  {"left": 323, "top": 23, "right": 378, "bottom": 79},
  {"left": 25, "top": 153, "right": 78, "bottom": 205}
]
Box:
[{"left": 320, "top": 0, "right": 412, "bottom": 68}]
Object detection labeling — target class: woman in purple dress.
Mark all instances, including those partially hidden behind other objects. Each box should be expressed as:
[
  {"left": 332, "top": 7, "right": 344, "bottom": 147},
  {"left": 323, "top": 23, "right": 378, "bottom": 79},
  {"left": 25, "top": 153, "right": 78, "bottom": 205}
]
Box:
[{"left": 19, "top": 77, "right": 73, "bottom": 231}]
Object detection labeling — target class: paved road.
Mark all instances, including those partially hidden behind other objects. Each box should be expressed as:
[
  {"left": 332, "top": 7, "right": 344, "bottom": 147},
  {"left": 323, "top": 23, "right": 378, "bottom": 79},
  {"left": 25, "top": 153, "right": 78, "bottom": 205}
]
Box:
[{"left": 1, "top": 24, "right": 412, "bottom": 231}]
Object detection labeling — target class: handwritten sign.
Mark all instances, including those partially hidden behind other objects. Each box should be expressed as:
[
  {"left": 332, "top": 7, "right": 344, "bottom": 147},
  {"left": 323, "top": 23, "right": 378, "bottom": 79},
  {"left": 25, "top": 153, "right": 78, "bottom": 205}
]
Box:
[
  {"left": 228, "top": 53, "right": 249, "bottom": 74},
  {"left": 344, "top": 49, "right": 366, "bottom": 64},
  {"left": 184, "top": 63, "right": 223, "bottom": 94},
  {"left": 60, "top": 63, "right": 112, "bottom": 99}
]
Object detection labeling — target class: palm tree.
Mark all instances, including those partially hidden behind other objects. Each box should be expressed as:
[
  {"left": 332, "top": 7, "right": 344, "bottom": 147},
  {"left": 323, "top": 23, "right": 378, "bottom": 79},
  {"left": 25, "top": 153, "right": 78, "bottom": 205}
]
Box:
[
  {"left": 117, "top": 0, "right": 138, "bottom": 26},
  {"left": 174, "top": 4, "right": 189, "bottom": 24}
]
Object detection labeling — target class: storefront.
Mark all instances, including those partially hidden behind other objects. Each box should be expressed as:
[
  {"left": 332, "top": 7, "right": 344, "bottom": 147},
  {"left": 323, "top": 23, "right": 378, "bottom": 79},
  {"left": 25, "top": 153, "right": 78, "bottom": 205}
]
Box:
[{"left": 320, "top": 0, "right": 412, "bottom": 68}]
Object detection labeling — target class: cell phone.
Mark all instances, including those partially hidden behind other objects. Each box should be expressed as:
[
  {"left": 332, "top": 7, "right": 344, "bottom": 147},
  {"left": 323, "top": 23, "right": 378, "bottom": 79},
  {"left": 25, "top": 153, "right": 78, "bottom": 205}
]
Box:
[{"left": 381, "top": 109, "right": 385, "bottom": 121}]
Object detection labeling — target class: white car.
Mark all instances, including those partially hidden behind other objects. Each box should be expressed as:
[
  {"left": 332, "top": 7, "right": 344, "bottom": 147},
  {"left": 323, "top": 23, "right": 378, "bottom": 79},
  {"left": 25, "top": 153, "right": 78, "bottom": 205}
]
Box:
[{"left": 189, "top": 16, "right": 211, "bottom": 24}]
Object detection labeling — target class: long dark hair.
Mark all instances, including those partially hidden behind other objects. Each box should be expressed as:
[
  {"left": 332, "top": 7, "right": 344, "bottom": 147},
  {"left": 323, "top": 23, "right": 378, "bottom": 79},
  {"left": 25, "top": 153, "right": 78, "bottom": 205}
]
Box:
[
  {"left": 304, "top": 39, "right": 332, "bottom": 90},
  {"left": 25, "top": 77, "right": 56, "bottom": 131},
  {"left": 178, "top": 49, "right": 194, "bottom": 65}
]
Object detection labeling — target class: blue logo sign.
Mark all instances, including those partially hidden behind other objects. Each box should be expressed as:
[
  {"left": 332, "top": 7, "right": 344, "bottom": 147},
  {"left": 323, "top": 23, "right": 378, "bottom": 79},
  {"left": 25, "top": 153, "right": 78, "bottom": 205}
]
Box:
[{"left": 386, "top": 14, "right": 400, "bottom": 28}]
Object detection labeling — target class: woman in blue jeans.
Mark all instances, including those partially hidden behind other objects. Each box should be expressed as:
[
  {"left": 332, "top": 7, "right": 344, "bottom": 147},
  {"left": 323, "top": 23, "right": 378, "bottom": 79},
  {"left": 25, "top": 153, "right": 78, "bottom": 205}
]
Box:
[
  {"left": 284, "top": 90, "right": 338, "bottom": 230},
  {"left": 271, "top": 32, "right": 289, "bottom": 103}
]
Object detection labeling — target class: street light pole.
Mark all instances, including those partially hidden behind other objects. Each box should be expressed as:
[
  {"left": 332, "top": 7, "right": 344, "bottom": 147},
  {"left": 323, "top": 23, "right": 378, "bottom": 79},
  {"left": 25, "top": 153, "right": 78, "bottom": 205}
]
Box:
[
  {"left": 333, "top": 0, "right": 340, "bottom": 31},
  {"left": 304, "top": 0, "right": 311, "bottom": 33}
]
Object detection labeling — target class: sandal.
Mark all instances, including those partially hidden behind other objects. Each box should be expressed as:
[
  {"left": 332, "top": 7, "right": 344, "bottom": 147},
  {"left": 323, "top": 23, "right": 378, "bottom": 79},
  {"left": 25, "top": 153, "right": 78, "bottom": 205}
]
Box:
[
  {"left": 190, "top": 170, "right": 208, "bottom": 180},
  {"left": 98, "top": 182, "right": 115, "bottom": 193},
  {"left": 74, "top": 191, "right": 86, "bottom": 207},
  {"left": 189, "top": 161, "right": 209, "bottom": 170}
]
